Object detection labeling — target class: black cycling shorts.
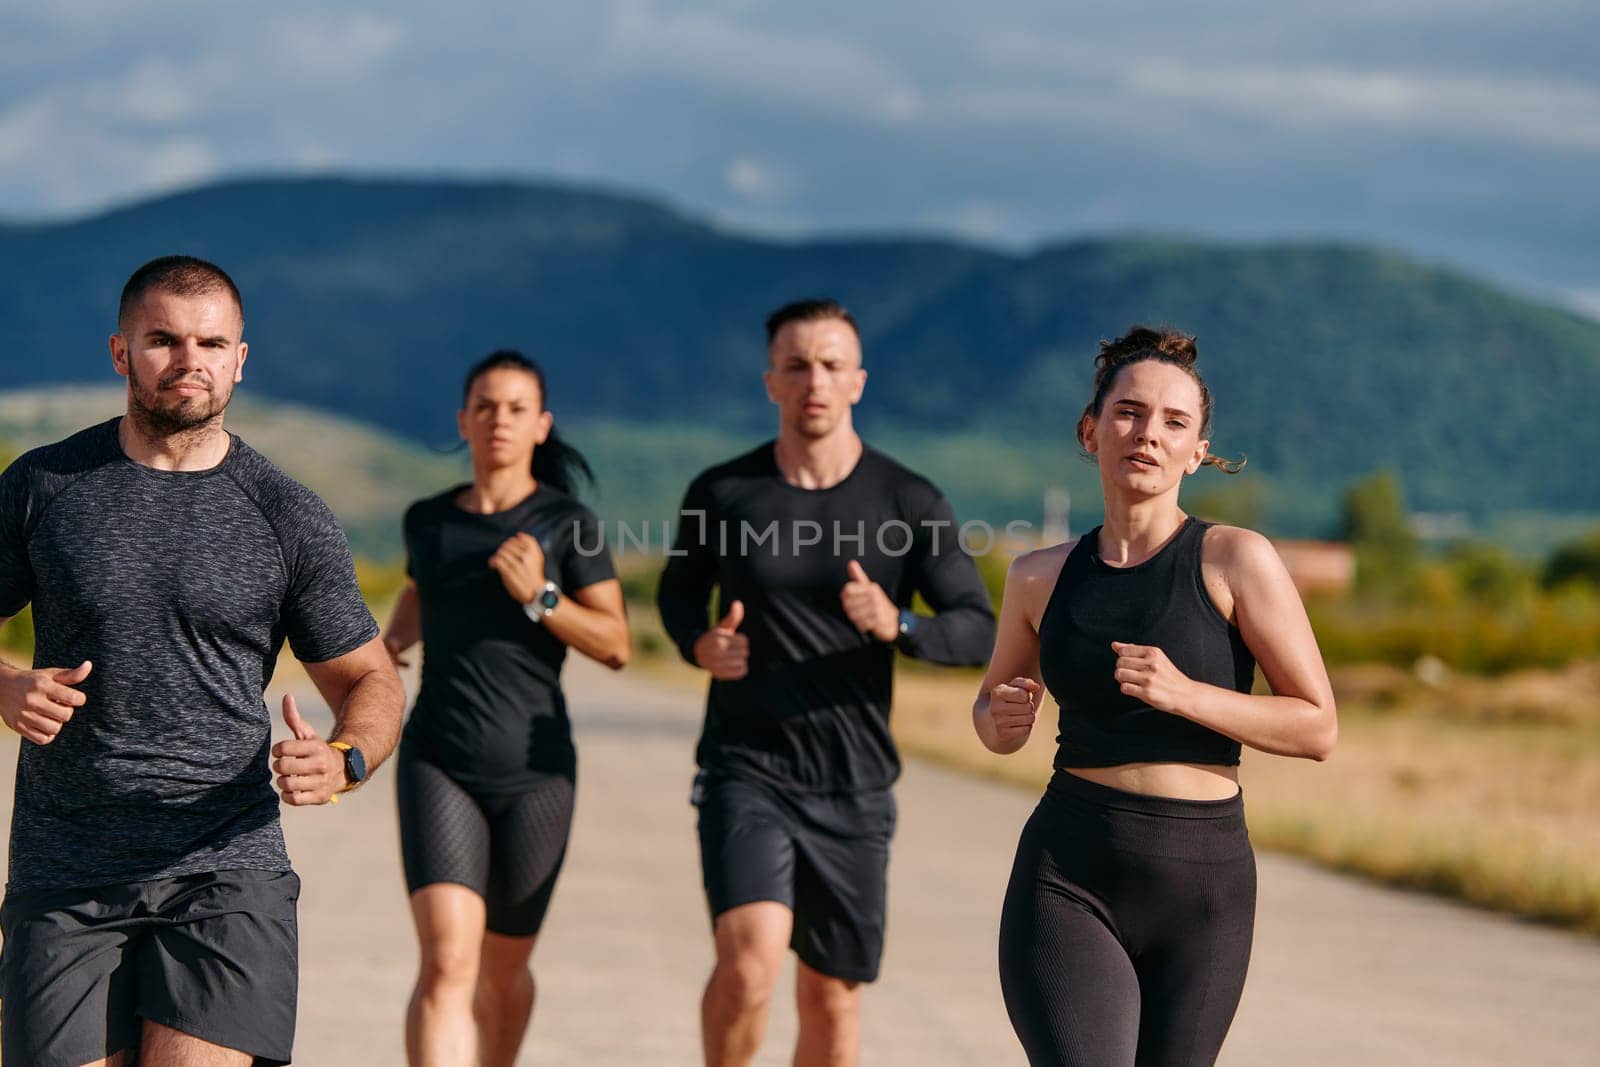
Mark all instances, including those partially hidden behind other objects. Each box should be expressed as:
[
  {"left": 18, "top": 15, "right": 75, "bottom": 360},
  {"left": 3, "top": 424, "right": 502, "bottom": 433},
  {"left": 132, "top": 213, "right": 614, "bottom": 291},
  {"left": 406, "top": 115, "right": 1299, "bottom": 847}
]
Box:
[{"left": 396, "top": 751, "right": 575, "bottom": 937}]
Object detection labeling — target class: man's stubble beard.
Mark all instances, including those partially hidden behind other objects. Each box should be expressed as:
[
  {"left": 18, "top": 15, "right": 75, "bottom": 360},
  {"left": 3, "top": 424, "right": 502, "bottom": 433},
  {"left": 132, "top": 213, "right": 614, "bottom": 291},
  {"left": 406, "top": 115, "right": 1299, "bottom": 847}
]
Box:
[
  {"left": 126, "top": 363, "right": 234, "bottom": 439},
  {"left": 791, "top": 403, "right": 846, "bottom": 441}
]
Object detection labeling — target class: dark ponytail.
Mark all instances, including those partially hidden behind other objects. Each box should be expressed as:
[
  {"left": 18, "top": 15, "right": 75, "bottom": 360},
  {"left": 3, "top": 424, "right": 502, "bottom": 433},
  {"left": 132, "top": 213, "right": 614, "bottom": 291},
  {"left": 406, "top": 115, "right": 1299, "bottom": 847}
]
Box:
[{"left": 462, "top": 350, "right": 596, "bottom": 497}]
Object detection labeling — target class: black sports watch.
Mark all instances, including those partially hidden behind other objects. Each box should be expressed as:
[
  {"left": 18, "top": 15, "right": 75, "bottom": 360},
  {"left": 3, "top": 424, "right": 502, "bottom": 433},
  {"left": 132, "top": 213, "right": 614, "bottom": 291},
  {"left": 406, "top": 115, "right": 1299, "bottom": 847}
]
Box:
[
  {"left": 524, "top": 579, "right": 561, "bottom": 622},
  {"left": 329, "top": 742, "right": 367, "bottom": 790}
]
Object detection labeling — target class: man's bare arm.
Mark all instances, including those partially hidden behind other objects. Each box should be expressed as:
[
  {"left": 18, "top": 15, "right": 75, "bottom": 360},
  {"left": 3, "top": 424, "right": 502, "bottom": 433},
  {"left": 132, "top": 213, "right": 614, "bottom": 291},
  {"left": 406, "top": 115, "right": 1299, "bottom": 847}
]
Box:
[{"left": 272, "top": 636, "right": 404, "bottom": 805}]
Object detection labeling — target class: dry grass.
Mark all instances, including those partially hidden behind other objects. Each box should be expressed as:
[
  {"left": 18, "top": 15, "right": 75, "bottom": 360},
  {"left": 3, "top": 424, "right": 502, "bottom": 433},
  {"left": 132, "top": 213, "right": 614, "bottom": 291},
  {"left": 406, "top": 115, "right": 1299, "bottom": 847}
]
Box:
[
  {"left": 53, "top": 598, "right": 1587, "bottom": 936},
  {"left": 889, "top": 660, "right": 1600, "bottom": 935}
]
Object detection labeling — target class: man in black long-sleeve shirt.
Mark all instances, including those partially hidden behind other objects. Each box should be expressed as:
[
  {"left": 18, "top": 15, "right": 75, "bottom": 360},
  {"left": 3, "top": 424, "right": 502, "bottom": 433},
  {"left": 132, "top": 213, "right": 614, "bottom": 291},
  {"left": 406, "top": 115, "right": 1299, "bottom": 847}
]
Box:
[{"left": 657, "top": 298, "right": 995, "bottom": 1067}]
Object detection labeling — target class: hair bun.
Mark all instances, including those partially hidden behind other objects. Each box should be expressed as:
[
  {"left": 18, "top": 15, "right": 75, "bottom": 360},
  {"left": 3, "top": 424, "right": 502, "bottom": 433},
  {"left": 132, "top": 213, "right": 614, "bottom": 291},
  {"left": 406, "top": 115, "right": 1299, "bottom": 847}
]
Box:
[
  {"left": 1096, "top": 325, "right": 1197, "bottom": 370},
  {"left": 1154, "top": 329, "right": 1198, "bottom": 366}
]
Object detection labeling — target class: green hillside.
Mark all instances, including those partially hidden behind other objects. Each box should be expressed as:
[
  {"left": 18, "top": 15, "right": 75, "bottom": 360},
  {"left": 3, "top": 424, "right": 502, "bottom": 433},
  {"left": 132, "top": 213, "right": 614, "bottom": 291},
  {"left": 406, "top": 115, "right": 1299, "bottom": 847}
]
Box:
[
  {"left": 0, "top": 391, "right": 1104, "bottom": 559},
  {"left": 2, "top": 176, "right": 1597, "bottom": 528},
  {"left": 4, "top": 390, "right": 1591, "bottom": 559}
]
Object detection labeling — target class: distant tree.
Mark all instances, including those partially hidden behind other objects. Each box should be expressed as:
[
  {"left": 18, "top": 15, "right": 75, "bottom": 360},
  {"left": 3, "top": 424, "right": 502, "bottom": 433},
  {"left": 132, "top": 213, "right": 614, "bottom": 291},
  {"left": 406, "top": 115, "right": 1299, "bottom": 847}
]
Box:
[
  {"left": 1444, "top": 542, "right": 1533, "bottom": 607},
  {"left": 1188, "top": 480, "right": 1266, "bottom": 530},
  {"left": 1542, "top": 528, "right": 1600, "bottom": 590},
  {"left": 1340, "top": 470, "right": 1419, "bottom": 593}
]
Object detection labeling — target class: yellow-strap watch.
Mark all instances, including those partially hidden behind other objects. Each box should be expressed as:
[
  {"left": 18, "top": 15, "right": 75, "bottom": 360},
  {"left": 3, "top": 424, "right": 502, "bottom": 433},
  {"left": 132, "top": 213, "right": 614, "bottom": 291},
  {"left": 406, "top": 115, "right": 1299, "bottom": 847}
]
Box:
[{"left": 327, "top": 741, "right": 366, "bottom": 804}]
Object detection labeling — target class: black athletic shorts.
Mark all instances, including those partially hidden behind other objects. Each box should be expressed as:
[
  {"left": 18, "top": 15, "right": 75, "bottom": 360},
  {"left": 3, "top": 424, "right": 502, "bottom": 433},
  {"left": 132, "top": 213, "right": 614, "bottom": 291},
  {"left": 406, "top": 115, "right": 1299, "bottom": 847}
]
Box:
[
  {"left": 396, "top": 750, "right": 575, "bottom": 937},
  {"left": 0, "top": 868, "right": 299, "bottom": 1067},
  {"left": 693, "top": 770, "right": 896, "bottom": 984}
]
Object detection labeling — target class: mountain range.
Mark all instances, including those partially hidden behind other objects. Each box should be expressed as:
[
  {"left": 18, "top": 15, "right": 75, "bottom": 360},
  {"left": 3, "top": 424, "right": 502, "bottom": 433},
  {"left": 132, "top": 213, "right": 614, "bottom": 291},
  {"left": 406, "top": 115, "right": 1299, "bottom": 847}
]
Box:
[{"left": 1, "top": 176, "right": 1596, "bottom": 534}]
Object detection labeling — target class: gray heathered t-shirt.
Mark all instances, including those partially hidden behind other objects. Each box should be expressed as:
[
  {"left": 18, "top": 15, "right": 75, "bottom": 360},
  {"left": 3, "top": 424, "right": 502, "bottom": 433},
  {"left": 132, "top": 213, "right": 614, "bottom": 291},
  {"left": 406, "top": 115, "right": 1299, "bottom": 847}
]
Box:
[{"left": 0, "top": 418, "right": 379, "bottom": 892}]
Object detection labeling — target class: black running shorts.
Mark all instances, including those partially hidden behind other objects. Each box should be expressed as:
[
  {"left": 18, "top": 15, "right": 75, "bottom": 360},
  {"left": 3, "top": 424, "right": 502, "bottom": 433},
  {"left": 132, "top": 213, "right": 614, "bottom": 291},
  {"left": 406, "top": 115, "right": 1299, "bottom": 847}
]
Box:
[
  {"left": 693, "top": 771, "right": 896, "bottom": 984},
  {"left": 0, "top": 868, "right": 300, "bottom": 1067}
]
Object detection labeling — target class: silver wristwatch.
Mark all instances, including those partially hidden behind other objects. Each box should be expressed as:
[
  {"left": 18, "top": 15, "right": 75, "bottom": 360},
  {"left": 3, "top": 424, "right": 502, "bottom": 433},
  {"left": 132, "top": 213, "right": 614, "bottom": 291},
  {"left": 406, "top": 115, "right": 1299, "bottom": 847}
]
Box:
[{"left": 523, "top": 579, "right": 561, "bottom": 622}]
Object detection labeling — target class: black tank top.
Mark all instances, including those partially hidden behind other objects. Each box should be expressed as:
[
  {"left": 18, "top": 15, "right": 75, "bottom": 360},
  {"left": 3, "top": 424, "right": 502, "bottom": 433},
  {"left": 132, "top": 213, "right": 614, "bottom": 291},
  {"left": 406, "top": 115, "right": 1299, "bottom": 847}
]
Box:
[{"left": 1038, "top": 517, "right": 1254, "bottom": 768}]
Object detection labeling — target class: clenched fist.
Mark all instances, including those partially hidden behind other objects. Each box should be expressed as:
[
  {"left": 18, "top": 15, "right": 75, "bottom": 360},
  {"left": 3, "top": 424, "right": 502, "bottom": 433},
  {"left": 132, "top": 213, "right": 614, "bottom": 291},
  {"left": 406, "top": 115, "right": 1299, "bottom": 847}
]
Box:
[
  {"left": 987, "top": 675, "right": 1041, "bottom": 746},
  {"left": 0, "top": 660, "right": 92, "bottom": 745},
  {"left": 1111, "top": 641, "right": 1196, "bottom": 715},
  {"left": 489, "top": 532, "right": 547, "bottom": 606}
]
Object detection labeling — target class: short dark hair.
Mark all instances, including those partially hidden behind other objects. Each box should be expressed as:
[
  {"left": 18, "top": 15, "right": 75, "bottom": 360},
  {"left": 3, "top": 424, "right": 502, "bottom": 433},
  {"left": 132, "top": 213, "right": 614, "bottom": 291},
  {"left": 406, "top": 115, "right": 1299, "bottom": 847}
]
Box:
[
  {"left": 764, "top": 298, "right": 859, "bottom": 345},
  {"left": 118, "top": 255, "right": 244, "bottom": 333}
]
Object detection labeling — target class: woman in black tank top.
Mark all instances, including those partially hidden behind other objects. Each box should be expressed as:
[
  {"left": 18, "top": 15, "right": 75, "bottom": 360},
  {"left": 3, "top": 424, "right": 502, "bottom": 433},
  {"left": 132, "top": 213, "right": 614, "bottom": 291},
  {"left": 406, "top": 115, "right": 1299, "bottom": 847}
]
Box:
[
  {"left": 973, "top": 327, "right": 1337, "bottom": 1066},
  {"left": 381, "top": 351, "right": 630, "bottom": 1067}
]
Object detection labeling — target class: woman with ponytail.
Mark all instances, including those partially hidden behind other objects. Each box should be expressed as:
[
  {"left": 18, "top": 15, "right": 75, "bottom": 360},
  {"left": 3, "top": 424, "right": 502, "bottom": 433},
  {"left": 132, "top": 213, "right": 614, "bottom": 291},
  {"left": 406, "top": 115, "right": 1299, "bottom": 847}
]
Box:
[
  {"left": 973, "top": 327, "right": 1336, "bottom": 1066},
  {"left": 382, "top": 350, "right": 629, "bottom": 1067}
]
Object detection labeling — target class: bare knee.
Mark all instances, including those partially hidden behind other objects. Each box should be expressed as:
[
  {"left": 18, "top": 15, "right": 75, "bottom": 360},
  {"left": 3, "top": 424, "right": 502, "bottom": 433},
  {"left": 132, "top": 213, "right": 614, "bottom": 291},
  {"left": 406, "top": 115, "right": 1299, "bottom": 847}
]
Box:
[
  {"left": 418, "top": 938, "right": 482, "bottom": 996},
  {"left": 477, "top": 932, "right": 537, "bottom": 997},
  {"left": 410, "top": 884, "right": 489, "bottom": 999},
  {"left": 706, "top": 899, "right": 791, "bottom": 1021},
  {"left": 712, "top": 949, "right": 783, "bottom": 1015},
  {"left": 477, "top": 956, "right": 533, "bottom": 1001},
  {"left": 796, "top": 971, "right": 859, "bottom": 1030}
]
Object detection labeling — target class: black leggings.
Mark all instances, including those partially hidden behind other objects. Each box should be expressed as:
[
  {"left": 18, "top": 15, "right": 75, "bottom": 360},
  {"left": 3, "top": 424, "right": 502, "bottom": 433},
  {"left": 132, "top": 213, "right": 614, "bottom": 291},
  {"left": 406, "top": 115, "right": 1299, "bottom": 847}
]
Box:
[
  {"left": 396, "top": 751, "right": 575, "bottom": 937},
  {"left": 999, "top": 770, "right": 1256, "bottom": 1067}
]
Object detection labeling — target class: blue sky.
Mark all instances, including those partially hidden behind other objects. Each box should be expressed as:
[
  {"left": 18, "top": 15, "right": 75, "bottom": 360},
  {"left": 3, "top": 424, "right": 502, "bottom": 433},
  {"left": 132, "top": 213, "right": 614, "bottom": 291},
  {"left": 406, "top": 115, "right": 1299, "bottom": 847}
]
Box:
[{"left": 3, "top": 1, "right": 1597, "bottom": 316}]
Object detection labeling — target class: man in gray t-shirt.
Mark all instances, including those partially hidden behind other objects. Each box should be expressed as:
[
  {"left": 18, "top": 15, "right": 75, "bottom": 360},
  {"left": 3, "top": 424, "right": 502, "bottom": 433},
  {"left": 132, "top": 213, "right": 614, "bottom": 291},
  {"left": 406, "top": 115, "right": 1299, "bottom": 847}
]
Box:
[{"left": 0, "top": 255, "right": 405, "bottom": 1067}]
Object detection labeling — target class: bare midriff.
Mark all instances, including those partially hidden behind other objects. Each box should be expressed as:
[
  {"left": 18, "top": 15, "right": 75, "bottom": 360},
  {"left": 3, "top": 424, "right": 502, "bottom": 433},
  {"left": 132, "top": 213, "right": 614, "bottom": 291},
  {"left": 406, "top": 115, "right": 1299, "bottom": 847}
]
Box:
[{"left": 1064, "top": 762, "right": 1241, "bottom": 801}]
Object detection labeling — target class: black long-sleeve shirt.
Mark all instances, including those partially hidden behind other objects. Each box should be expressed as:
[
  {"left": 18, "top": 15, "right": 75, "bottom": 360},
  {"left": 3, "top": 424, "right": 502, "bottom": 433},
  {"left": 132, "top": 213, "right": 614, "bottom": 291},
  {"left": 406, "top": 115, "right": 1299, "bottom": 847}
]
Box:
[{"left": 657, "top": 441, "right": 995, "bottom": 793}]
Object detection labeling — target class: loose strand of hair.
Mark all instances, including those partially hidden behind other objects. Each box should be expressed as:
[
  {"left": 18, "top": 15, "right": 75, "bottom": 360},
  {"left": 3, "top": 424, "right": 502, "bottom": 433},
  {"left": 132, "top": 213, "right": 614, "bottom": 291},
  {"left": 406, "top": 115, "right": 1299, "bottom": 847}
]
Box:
[{"left": 1201, "top": 453, "right": 1248, "bottom": 475}]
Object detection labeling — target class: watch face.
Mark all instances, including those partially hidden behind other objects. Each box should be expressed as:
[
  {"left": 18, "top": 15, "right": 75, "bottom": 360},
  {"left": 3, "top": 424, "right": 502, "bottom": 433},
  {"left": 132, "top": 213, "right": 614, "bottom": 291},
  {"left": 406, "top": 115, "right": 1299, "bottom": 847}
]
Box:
[
  {"left": 346, "top": 746, "right": 368, "bottom": 784},
  {"left": 539, "top": 586, "right": 560, "bottom": 611}
]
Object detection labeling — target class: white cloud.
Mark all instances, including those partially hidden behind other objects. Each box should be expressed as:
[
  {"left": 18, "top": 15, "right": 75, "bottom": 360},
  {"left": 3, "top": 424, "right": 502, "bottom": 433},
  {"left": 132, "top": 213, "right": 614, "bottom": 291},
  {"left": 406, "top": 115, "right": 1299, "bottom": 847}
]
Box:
[
  {"left": 927, "top": 201, "right": 1025, "bottom": 245},
  {"left": 966, "top": 23, "right": 1600, "bottom": 151},
  {"left": 1560, "top": 286, "right": 1600, "bottom": 322},
  {"left": 971, "top": 30, "right": 1600, "bottom": 153},
  {"left": 602, "top": 0, "right": 921, "bottom": 123},
  {"left": 725, "top": 156, "right": 797, "bottom": 203},
  {"left": 128, "top": 135, "right": 220, "bottom": 191},
  {"left": 941, "top": 86, "right": 1116, "bottom": 126},
  {"left": 0, "top": 86, "right": 218, "bottom": 210},
  {"left": 0, "top": 95, "right": 58, "bottom": 168},
  {"left": 108, "top": 61, "right": 203, "bottom": 123},
  {"left": 0, "top": 0, "right": 1596, "bottom": 311},
  {"left": 1125, "top": 63, "right": 1600, "bottom": 152},
  {"left": 274, "top": 12, "right": 406, "bottom": 82},
  {"left": 291, "top": 141, "right": 344, "bottom": 169}
]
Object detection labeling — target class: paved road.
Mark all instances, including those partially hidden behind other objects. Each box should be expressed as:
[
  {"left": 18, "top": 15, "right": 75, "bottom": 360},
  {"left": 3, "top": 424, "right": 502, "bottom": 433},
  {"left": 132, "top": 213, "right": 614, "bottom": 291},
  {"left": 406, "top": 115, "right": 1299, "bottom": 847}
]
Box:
[{"left": 4, "top": 658, "right": 1599, "bottom": 1064}]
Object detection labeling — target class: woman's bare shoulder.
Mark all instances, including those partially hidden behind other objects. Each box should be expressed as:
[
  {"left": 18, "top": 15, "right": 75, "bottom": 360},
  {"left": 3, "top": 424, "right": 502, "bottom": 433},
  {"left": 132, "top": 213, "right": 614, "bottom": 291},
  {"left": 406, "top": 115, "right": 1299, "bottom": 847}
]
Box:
[
  {"left": 1008, "top": 538, "right": 1077, "bottom": 587},
  {"left": 1200, "top": 523, "right": 1279, "bottom": 570}
]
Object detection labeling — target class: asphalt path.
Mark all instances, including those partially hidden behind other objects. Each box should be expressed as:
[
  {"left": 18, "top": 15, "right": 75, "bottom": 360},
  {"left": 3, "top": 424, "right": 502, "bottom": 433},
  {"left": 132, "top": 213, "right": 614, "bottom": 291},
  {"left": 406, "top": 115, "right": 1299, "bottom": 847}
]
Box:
[{"left": 3, "top": 657, "right": 1597, "bottom": 1064}]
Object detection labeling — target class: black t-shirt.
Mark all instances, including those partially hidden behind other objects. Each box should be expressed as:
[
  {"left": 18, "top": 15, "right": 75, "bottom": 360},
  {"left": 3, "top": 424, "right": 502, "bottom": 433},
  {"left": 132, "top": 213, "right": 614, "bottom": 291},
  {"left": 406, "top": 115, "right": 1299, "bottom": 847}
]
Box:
[
  {"left": 656, "top": 442, "right": 995, "bottom": 794},
  {"left": 402, "top": 483, "right": 616, "bottom": 791},
  {"left": 0, "top": 419, "right": 378, "bottom": 891}
]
